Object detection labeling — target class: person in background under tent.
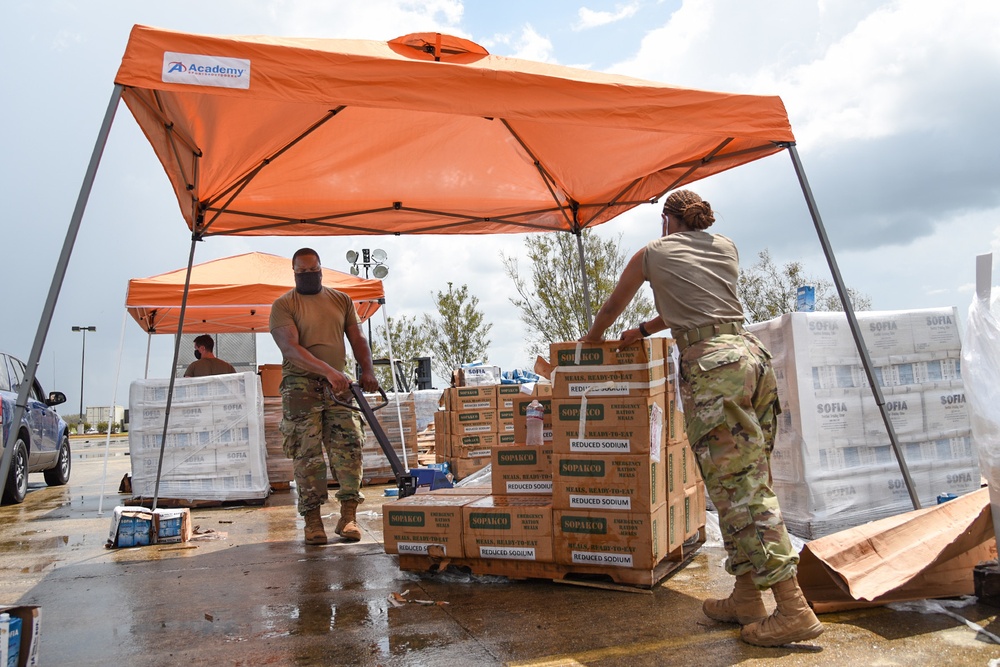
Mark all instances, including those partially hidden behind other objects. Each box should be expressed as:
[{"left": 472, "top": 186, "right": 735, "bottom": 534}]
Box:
[
  {"left": 270, "top": 247, "right": 379, "bottom": 546},
  {"left": 581, "top": 189, "right": 823, "bottom": 647},
  {"left": 183, "top": 334, "right": 236, "bottom": 377}
]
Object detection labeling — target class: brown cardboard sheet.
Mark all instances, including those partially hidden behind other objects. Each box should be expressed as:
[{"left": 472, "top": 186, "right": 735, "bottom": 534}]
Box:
[{"left": 797, "top": 487, "right": 996, "bottom": 612}]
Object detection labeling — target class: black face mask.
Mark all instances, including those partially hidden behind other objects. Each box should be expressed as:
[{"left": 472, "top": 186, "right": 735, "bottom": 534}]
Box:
[
  {"left": 194, "top": 349, "right": 202, "bottom": 360},
  {"left": 295, "top": 271, "right": 323, "bottom": 295}
]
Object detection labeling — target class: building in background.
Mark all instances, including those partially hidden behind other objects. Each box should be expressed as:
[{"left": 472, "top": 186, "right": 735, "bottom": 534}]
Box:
[{"left": 86, "top": 405, "right": 125, "bottom": 429}]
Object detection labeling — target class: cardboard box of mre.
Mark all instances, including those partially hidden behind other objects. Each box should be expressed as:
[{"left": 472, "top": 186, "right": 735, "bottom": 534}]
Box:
[
  {"left": 552, "top": 453, "right": 666, "bottom": 512},
  {"left": 549, "top": 338, "right": 669, "bottom": 397},
  {"left": 382, "top": 493, "right": 487, "bottom": 558},
  {"left": 441, "top": 386, "right": 496, "bottom": 411},
  {"left": 550, "top": 395, "right": 665, "bottom": 457},
  {"left": 463, "top": 496, "right": 554, "bottom": 562},
  {"left": 491, "top": 446, "right": 554, "bottom": 495},
  {"left": 554, "top": 504, "right": 668, "bottom": 570}
]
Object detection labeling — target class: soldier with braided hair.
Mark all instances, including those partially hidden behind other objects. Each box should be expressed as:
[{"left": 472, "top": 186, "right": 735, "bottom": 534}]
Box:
[{"left": 582, "top": 189, "right": 823, "bottom": 648}]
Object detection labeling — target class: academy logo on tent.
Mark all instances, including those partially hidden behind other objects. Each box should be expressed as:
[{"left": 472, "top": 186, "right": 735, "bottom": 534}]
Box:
[{"left": 162, "top": 51, "right": 251, "bottom": 89}]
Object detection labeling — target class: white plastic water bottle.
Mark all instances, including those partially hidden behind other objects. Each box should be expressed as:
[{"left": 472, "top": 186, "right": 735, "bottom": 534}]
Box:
[{"left": 525, "top": 399, "right": 544, "bottom": 446}]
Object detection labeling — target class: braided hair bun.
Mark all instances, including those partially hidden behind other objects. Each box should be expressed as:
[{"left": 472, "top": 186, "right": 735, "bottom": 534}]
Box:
[{"left": 663, "top": 190, "right": 715, "bottom": 230}]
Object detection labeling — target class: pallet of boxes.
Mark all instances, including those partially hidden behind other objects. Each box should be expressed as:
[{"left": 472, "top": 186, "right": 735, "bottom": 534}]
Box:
[
  {"left": 384, "top": 339, "right": 707, "bottom": 589},
  {"left": 748, "top": 307, "right": 982, "bottom": 539}
]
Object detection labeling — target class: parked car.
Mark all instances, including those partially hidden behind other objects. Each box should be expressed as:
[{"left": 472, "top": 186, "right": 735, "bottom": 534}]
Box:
[{"left": 0, "top": 352, "right": 71, "bottom": 504}]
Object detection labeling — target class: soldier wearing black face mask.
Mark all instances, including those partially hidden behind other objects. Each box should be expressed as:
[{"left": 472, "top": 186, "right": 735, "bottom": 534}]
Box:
[
  {"left": 269, "top": 247, "right": 379, "bottom": 545},
  {"left": 183, "top": 334, "right": 236, "bottom": 377}
]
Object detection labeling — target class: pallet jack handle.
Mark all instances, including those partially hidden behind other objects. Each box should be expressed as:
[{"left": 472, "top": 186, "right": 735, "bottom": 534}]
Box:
[{"left": 331, "top": 383, "right": 419, "bottom": 498}]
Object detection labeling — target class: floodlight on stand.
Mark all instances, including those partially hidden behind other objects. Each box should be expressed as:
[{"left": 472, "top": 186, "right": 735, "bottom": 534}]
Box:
[
  {"left": 371, "top": 248, "right": 387, "bottom": 262},
  {"left": 373, "top": 264, "right": 389, "bottom": 279},
  {"left": 350, "top": 265, "right": 360, "bottom": 276},
  {"left": 346, "top": 250, "right": 359, "bottom": 264}
]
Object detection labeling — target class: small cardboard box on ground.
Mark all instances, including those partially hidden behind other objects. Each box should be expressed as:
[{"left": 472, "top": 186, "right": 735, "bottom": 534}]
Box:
[
  {"left": 463, "top": 496, "right": 554, "bottom": 562},
  {"left": 108, "top": 506, "right": 154, "bottom": 548},
  {"left": 383, "top": 493, "right": 487, "bottom": 557},
  {"left": 552, "top": 453, "right": 666, "bottom": 513},
  {"left": 0, "top": 605, "right": 40, "bottom": 667},
  {"left": 108, "top": 506, "right": 193, "bottom": 548},
  {"left": 553, "top": 504, "right": 668, "bottom": 570},
  {"left": 549, "top": 339, "right": 669, "bottom": 398},
  {"left": 491, "top": 445, "right": 554, "bottom": 495},
  {"left": 549, "top": 395, "right": 666, "bottom": 457},
  {"left": 153, "top": 508, "right": 193, "bottom": 544}
]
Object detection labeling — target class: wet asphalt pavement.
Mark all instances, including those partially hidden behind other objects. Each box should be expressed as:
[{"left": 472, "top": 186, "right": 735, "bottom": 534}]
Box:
[{"left": 0, "top": 435, "right": 997, "bottom": 666}]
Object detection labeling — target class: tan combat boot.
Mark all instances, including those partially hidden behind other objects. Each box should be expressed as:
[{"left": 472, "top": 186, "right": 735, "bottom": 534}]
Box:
[
  {"left": 303, "top": 507, "right": 327, "bottom": 545},
  {"left": 740, "top": 576, "right": 823, "bottom": 646},
  {"left": 335, "top": 499, "right": 362, "bottom": 541},
  {"left": 703, "top": 572, "right": 768, "bottom": 625}
]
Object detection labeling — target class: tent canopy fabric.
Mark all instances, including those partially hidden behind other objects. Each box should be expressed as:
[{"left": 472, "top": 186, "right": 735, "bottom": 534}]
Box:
[
  {"left": 125, "top": 251, "right": 385, "bottom": 334},
  {"left": 114, "top": 26, "right": 795, "bottom": 238}
]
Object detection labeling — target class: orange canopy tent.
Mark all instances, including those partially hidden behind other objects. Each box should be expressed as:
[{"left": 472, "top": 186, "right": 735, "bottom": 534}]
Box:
[
  {"left": 114, "top": 25, "right": 795, "bottom": 237},
  {"left": 125, "top": 252, "right": 385, "bottom": 334}
]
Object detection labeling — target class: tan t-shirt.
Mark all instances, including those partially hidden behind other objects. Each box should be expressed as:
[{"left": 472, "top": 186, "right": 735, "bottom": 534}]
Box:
[
  {"left": 183, "top": 357, "right": 236, "bottom": 377},
  {"left": 642, "top": 231, "right": 744, "bottom": 332},
  {"left": 269, "top": 287, "right": 360, "bottom": 379}
]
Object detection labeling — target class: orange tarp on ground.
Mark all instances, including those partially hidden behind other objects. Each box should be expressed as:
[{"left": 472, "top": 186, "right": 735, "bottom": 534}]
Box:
[
  {"left": 125, "top": 252, "right": 384, "bottom": 334},
  {"left": 114, "top": 26, "right": 795, "bottom": 238}
]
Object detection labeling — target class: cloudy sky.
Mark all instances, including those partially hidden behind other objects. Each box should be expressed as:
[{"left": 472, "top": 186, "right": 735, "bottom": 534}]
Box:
[{"left": 3, "top": 0, "right": 999, "bottom": 412}]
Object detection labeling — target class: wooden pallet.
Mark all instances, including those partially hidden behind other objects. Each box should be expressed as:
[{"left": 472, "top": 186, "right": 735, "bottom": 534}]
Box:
[
  {"left": 397, "top": 528, "right": 706, "bottom": 592},
  {"left": 129, "top": 495, "right": 268, "bottom": 509}
]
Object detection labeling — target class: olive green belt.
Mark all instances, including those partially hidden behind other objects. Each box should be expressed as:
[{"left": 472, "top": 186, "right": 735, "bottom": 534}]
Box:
[{"left": 673, "top": 321, "right": 744, "bottom": 352}]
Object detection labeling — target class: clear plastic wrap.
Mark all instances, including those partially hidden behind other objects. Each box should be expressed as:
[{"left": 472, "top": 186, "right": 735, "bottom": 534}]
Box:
[{"left": 961, "top": 294, "right": 1000, "bottom": 536}]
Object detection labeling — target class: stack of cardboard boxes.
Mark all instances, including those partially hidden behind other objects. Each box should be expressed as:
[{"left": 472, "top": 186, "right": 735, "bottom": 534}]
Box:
[
  {"left": 386, "top": 339, "right": 706, "bottom": 584},
  {"left": 361, "top": 391, "right": 420, "bottom": 483},
  {"left": 433, "top": 385, "right": 524, "bottom": 479},
  {"left": 748, "top": 307, "right": 981, "bottom": 538}
]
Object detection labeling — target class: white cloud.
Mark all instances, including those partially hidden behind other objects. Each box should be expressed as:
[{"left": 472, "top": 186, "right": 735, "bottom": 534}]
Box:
[{"left": 574, "top": 2, "right": 641, "bottom": 30}]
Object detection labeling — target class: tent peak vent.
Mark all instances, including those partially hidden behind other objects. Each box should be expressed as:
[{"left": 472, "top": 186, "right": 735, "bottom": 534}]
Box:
[{"left": 388, "top": 33, "right": 489, "bottom": 63}]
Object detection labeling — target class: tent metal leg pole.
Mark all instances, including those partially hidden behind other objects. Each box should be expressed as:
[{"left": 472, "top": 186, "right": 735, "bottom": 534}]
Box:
[
  {"left": 786, "top": 144, "right": 920, "bottom": 510},
  {"left": 152, "top": 235, "right": 199, "bottom": 510},
  {"left": 380, "top": 302, "right": 410, "bottom": 470},
  {"left": 575, "top": 230, "right": 594, "bottom": 328},
  {"left": 144, "top": 332, "right": 152, "bottom": 379},
  {"left": 98, "top": 305, "right": 129, "bottom": 516},
  {"left": 0, "top": 84, "right": 123, "bottom": 504}
]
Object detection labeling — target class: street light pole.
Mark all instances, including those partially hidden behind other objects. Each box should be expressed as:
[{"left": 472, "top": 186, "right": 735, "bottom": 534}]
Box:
[
  {"left": 71, "top": 325, "right": 96, "bottom": 433},
  {"left": 346, "top": 249, "right": 389, "bottom": 352}
]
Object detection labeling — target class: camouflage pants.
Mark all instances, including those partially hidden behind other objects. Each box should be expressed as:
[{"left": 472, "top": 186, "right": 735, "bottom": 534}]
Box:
[
  {"left": 279, "top": 375, "right": 365, "bottom": 515},
  {"left": 679, "top": 331, "right": 797, "bottom": 589}
]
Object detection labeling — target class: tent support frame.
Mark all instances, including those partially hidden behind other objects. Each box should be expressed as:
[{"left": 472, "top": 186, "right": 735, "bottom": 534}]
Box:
[
  {"left": 784, "top": 142, "right": 920, "bottom": 510},
  {"left": 0, "top": 84, "right": 124, "bottom": 504},
  {"left": 151, "top": 234, "right": 201, "bottom": 510}
]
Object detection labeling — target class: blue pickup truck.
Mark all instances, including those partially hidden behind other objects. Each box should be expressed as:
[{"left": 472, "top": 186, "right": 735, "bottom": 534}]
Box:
[{"left": 0, "top": 352, "right": 71, "bottom": 503}]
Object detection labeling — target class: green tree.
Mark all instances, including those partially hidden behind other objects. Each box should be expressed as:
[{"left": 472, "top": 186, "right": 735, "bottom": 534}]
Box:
[
  {"left": 502, "top": 230, "right": 656, "bottom": 357},
  {"left": 421, "top": 283, "right": 492, "bottom": 380},
  {"left": 739, "top": 249, "right": 873, "bottom": 324},
  {"left": 369, "top": 314, "right": 432, "bottom": 392}
]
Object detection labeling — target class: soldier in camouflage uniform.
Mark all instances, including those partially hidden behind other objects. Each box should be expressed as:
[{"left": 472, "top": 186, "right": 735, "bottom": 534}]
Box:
[
  {"left": 583, "top": 190, "right": 823, "bottom": 647},
  {"left": 270, "top": 248, "right": 379, "bottom": 545}
]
